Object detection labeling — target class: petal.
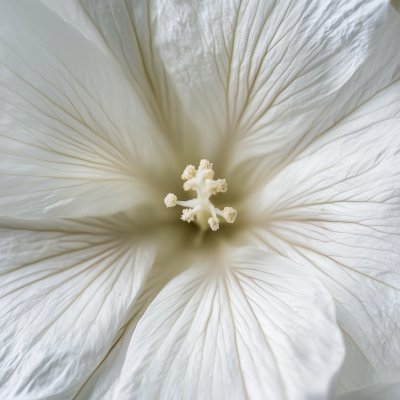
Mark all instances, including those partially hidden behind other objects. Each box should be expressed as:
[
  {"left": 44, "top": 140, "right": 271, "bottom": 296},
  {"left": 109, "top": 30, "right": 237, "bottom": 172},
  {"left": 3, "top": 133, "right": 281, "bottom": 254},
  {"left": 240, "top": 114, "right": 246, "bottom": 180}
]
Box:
[
  {"left": 337, "top": 382, "right": 400, "bottom": 400},
  {"left": 0, "top": 216, "right": 156, "bottom": 399},
  {"left": 154, "top": 0, "right": 388, "bottom": 178},
  {"left": 233, "top": 2, "right": 398, "bottom": 195},
  {"left": 242, "top": 9, "right": 400, "bottom": 391},
  {"left": 75, "top": 313, "right": 141, "bottom": 400},
  {"left": 0, "top": 0, "right": 176, "bottom": 219},
  {"left": 76, "top": 0, "right": 205, "bottom": 163},
  {"left": 115, "top": 247, "right": 345, "bottom": 400},
  {"left": 40, "top": 0, "right": 112, "bottom": 56},
  {"left": 74, "top": 251, "right": 189, "bottom": 400},
  {"left": 74, "top": 298, "right": 150, "bottom": 400}
]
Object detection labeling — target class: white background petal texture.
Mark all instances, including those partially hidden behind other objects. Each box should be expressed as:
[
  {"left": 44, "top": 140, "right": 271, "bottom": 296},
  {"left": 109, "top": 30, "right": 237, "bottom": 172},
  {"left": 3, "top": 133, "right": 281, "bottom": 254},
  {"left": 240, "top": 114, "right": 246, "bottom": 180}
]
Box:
[
  {"left": 0, "top": 0, "right": 177, "bottom": 219},
  {"left": 242, "top": 6, "right": 400, "bottom": 392},
  {"left": 116, "top": 249, "right": 344, "bottom": 400},
  {"left": 154, "top": 0, "right": 389, "bottom": 182},
  {"left": 0, "top": 217, "right": 155, "bottom": 399},
  {"left": 0, "top": 0, "right": 399, "bottom": 399}
]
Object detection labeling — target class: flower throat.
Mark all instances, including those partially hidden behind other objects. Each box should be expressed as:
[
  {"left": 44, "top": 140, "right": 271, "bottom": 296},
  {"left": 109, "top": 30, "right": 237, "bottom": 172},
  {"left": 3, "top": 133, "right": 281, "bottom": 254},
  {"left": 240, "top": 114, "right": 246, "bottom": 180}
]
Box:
[{"left": 164, "top": 159, "right": 237, "bottom": 232}]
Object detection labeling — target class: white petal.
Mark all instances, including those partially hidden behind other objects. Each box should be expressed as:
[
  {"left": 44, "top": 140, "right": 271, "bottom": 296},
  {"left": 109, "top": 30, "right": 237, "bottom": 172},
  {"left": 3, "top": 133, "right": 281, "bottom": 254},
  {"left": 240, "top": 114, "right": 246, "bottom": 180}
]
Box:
[
  {"left": 154, "top": 0, "right": 388, "bottom": 174},
  {"left": 74, "top": 252, "right": 187, "bottom": 400},
  {"left": 242, "top": 9, "right": 400, "bottom": 391},
  {"left": 0, "top": 0, "right": 176, "bottom": 219},
  {"left": 74, "top": 302, "right": 147, "bottom": 400},
  {"left": 40, "top": 0, "right": 112, "bottom": 57},
  {"left": 234, "top": 3, "right": 399, "bottom": 195},
  {"left": 0, "top": 217, "right": 156, "bottom": 399},
  {"left": 77, "top": 0, "right": 204, "bottom": 163},
  {"left": 115, "top": 247, "right": 344, "bottom": 400},
  {"left": 337, "top": 382, "right": 400, "bottom": 400}
]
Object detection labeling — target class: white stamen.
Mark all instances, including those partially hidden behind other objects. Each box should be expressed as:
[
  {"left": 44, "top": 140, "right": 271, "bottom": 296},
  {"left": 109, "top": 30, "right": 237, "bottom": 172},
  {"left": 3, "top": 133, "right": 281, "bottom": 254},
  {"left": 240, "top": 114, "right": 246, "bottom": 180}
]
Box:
[
  {"left": 198, "top": 159, "right": 213, "bottom": 171},
  {"left": 208, "top": 217, "right": 219, "bottom": 231},
  {"left": 164, "top": 160, "right": 237, "bottom": 231},
  {"left": 198, "top": 169, "right": 214, "bottom": 180},
  {"left": 209, "top": 203, "right": 217, "bottom": 219},
  {"left": 164, "top": 193, "right": 177, "bottom": 208},
  {"left": 181, "top": 209, "right": 194, "bottom": 222},
  {"left": 223, "top": 207, "right": 237, "bottom": 223},
  {"left": 181, "top": 165, "right": 196, "bottom": 180},
  {"left": 205, "top": 178, "right": 227, "bottom": 195},
  {"left": 183, "top": 180, "right": 196, "bottom": 191},
  {"left": 206, "top": 181, "right": 219, "bottom": 195},
  {"left": 216, "top": 179, "right": 227, "bottom": 193}
]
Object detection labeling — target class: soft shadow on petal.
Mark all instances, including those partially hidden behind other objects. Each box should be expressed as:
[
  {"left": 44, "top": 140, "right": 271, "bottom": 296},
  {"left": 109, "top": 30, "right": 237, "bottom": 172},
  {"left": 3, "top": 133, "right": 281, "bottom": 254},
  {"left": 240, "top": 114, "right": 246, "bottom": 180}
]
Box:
[
  {"left": 40, "top": 0, "right": 113, "bottom": 57},
  {"left": 241, "top": 10, "right": 400, "bottom": 392},
  {"left": 0, "top": 216, "right": 156, "bottom": 399},
  {"left": 74, "top": 248, "right": 191, "bottom": 400},
  {"left": 76, "top": 0, "right": 204, "bottom": 164},
  {"left": 233, "top": 3, "right": 397, "bottom": 198},
  {"left": 74, "top": 301, "right": 149, "bottom": 400},
  {"left": 336, "top": 382, "right": 400, "bottom": 400},
  {"left": 274, "top": 6, "right": 400, "bottom": 180},
  {"left": 0, "top": 0, "right": 177, "bottom": 219},
  {"left": 114, "top": 247, "right": 344, "bottom": 400},
  {"left": 154, "top": 0, "right": 388, "bottom": 184},
  {"left": 73, "top": 286, "right": 157, "bottom": 400}
]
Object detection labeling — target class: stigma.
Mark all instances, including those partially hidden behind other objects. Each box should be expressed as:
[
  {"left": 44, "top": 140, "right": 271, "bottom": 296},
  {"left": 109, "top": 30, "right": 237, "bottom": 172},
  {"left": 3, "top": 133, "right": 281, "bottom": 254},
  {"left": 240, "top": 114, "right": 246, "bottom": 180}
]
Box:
[{"left": 164, "top": 160, "right": 237, "bottom": 231}]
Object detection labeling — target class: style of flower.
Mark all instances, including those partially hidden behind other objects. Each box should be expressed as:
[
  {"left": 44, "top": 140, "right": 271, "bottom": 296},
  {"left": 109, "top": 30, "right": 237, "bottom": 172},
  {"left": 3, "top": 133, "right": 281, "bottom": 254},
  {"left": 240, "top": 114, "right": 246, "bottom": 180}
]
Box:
[{"left": 0, "top": 0, "right": 399, "bottom": 399}]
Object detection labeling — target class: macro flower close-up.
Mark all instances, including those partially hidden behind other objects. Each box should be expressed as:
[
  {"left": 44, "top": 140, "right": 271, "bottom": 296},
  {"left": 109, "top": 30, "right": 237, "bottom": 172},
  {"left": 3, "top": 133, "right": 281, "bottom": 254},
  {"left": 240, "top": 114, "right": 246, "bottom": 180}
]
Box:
[{"left": 1, "top": 0, "right": 400, "bottom": 399}]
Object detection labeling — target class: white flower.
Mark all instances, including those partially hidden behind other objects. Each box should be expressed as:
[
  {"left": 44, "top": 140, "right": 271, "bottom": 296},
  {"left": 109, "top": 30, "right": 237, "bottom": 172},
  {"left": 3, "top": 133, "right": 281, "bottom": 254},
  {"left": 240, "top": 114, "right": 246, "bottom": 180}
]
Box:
[{"left": 0, "top": 0, "right": 399, "bottom": 399}]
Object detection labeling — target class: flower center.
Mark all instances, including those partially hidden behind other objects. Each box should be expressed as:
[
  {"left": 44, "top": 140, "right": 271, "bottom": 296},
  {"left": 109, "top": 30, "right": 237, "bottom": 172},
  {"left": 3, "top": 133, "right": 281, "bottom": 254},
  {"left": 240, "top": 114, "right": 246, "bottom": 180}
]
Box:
[{"left": 164, "top": 159, "right": 237, "bottom": 232}]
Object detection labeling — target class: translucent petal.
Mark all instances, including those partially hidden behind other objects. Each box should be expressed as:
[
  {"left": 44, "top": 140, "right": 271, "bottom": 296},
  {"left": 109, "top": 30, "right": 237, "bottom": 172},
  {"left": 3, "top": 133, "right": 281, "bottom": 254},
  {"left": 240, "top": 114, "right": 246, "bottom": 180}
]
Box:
[
  {"left": 74, "top": 257, "right": 184, "bottom": 400},
  {"left": 0, "top": 217, "right": 156, "bottom": 399},
  {"left": 153, "top": 0, "right": 388, "bottom": 180},
  {"left": 40, "top": 0, "right": 112, "bottom": 56},
  {"left": 115, "top": 248, "right": 344, "bottom": 400},
  {"left": 241, "top": 8, "right": 400, "bottom": 391},
  {"left": 77, "top": 0, "right": 204, "bottom": 164},
  {"left": 0, "top": 0, "right": 176, "bottom": 219},
  {"left": 234, "top": 3, "right": 397, "bottom": 195}
]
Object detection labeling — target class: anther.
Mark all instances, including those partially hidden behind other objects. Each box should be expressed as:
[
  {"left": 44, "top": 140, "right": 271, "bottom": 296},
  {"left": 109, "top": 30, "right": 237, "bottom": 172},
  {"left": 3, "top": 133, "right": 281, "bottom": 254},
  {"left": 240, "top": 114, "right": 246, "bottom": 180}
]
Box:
[
  {"left": 198, "top": 159, "right": 213, "bottom": 171},
  {"left": 208, "top": 217, "right": 219, "bottom": 231},
  {"left": 181, "top": 209, "right": 194, "bottom": 222},
  {"left": 216, "top": 179, "right": 227, "bottom": 193},
  {"left": 181, "top": 165, "right": 196, "bottom": 180},
  {"left": 223, "top": 207, "right": 237, "bottom": 223},
  {"left": 164, "top": 193, "right": 177, "bottom": 208}
]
